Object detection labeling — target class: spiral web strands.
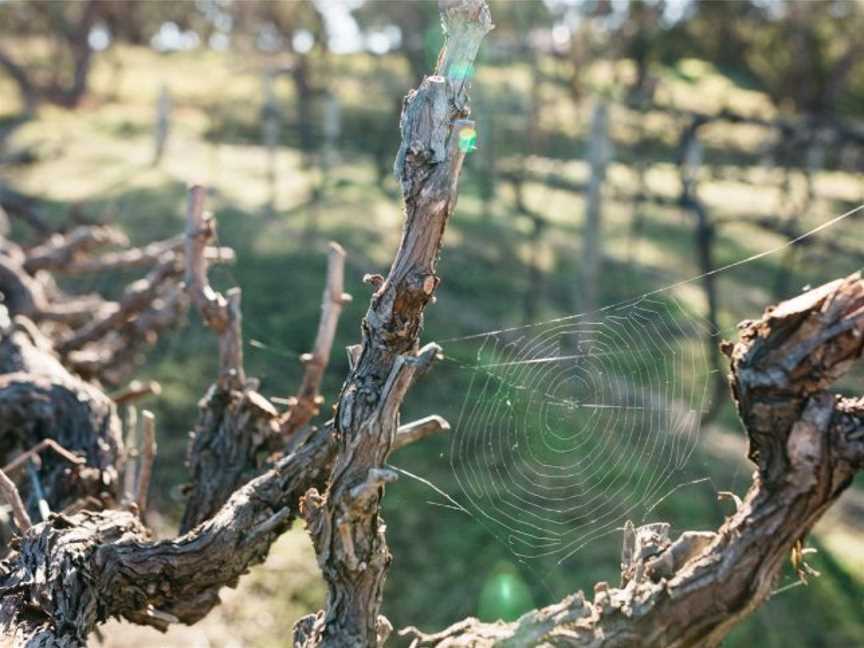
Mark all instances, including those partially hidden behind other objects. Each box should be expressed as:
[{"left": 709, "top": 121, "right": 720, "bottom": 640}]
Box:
[
  {"left": 204, "top": 201, "right": 861, "bottom": 564},
  {"left": 449, "top": 295, "right": 715, "bottom": 564}
]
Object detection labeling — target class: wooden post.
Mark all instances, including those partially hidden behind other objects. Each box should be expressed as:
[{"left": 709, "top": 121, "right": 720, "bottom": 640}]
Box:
[
  {"left": 581, "top": 99, "right": 610, "bottom": 314},
  {"left": 262, "top": 70, "right": 281, "bottom": 215},
  {"left": 627, "top": 98, "right": 649, "bottom": 264},
  {"left": 318, "top": 91, "right": 341, "bottom": 200},
  {"left": 152, "top": 84, "right": 171, "bottom": 167}
]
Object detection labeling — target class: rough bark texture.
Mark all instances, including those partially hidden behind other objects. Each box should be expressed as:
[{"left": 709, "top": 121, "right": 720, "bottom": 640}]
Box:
[
  {"left": 3, "top": 268, "right": 861, "bottom": 647},
  {"left": 179, "top": 186, "right": 279, "bottom": 531},
  {"left": 0, "top": 181, "right": 350, "bottom": 641},
  {"left": 0, "top": 189, "right": 333, "bottom": 642},
  {"left": 0, "top": 424, "right": 337, "bottom": 645},
  {"left": 0, "top": 319, "right": 124, "bottom": 521},
  {"left": 0, "top": 219, "right": 209, "bottom": 386},
  {"left": 180, "top": 189, "right": 347, "bottom": 533},
  {"left": 294, "top": 2, "right": 493, "bottom": 646},
  {"left": 179, "top": 383, "right": 282, "bottom": 533},
  {"left": 0, "top": 210, "right": 225, "bottom": 536},
  {"left": 0, "top": 188, "right": 352, "bottom": 646}
]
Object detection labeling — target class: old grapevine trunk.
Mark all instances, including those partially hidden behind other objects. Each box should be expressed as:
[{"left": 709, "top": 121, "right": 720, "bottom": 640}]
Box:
[{"left": 294, "top": 1, "right": 494, "bottom": 646}]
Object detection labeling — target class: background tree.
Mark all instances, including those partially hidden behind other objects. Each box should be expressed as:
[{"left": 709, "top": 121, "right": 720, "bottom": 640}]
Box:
[{"left": 0, "top": 0, "right": 100, "bottom": 113}]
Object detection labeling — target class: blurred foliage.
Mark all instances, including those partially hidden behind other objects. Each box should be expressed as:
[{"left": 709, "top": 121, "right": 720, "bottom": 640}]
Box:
[{"left": 2, "top": 0, "right": 864, "bottom": 117}]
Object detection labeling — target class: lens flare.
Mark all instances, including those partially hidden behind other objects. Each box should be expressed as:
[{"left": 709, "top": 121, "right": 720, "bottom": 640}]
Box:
[
  {"left": 477, "top": 562, "right": 534, "bottom": 622},
  {"left": 458, "top": 126, "right": 478, "bottom": 153},
  {"left": 448, "top": 62, "right": 475, "bottom": 81}
]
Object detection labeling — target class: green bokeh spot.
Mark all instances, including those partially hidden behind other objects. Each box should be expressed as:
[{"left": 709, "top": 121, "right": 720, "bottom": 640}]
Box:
[
  {"left": 459, "top": 127, "right": 478, "bottom": 153},
  {"left": 477, "top": 562, "right": 534, "bottom": 622}
]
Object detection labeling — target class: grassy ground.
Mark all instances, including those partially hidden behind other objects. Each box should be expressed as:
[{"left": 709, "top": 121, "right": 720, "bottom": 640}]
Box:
[{"left": 2, "top": 44, "right": 863, "bottom": 647}]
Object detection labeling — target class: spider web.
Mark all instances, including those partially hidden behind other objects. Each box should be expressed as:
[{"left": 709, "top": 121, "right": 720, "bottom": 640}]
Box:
[
  {"left": 201, "top": 200, "right": 862, "bottom": 566},
  {"left": 436, "top": 203, "right": 864, "bottom": 564},
  {"left": 448, "top": 295, "right": 715, "bottom": 564}
]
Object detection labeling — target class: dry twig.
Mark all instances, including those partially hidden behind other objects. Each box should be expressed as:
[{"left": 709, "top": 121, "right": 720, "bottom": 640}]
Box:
[
  {"left": 0, "top": 468, "right": 31, "bottom": 532},
  {"left": 282, "top": 242, "right": 351, "bottom": 436}
]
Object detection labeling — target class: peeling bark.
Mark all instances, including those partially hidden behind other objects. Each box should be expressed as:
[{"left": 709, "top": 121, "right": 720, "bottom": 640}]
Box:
[
  {"left": 180, "top": 189, "right": 348, "bottom": 532},
  {"left": 0, "top": 424, "right": 336, "bottom": 645},
  {"left": 180, "top": 186, "right": 282, "bottom": 532},
  {"left": 294, "top": 2, "right": 493, "bottom": 645}
]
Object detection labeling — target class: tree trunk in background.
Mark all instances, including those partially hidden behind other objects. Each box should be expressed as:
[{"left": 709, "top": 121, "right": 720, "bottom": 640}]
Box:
[
  {"left": 772, "top": 131, "right": 824, "bottom": 299},
  {"left": 628, "top": 157, "right": 648, "bottom": 263},
  {"left": 680, "top": 119, "right": 725, "bottom": 423},
  {"left": 0, "top": 0, "right": 100, "bottom": 111},
  {"left": 0, "top": 52, "right": 38, "bottom": 117},
  {"left": 293, "top": 54, "right": 314, "bottom": 167},
  {"left": 627, "top": 99, "right": 650, "bottom": 264},
  {"left": 64, "top": 16, "right": 96, "bottom": 109},
  {"left": 580, "top": 99, "right": 610, "bottom": 315},
  {"left": 523, "top": 215, "right": 546, "bottom": 324}
]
